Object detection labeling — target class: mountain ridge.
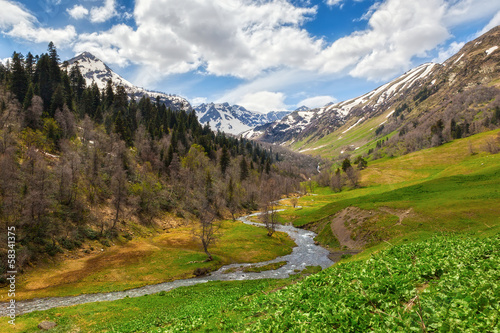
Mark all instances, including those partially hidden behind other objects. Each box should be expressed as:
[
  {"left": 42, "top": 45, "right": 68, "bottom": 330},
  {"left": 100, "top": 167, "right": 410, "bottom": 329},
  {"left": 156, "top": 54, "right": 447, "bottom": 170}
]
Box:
[
  {"left": 194, "top": 102, "right": 291, "bottom": 135},
  {"left": 247, "top": 26, "right": 500, "bottom": 158},
  {"left": 66, "top": 52, "right": 192, "bottom": 112}
]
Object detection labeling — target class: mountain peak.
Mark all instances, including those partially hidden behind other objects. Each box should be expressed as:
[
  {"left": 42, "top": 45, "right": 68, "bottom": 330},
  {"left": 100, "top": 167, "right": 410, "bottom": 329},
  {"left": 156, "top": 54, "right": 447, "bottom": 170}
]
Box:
[{"left": 65, "top": 52, "right": 191, "bottom": 111}]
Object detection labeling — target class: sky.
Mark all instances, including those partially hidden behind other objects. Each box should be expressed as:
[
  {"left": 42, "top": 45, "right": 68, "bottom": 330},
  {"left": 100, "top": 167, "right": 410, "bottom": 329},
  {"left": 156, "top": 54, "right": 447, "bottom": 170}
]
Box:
[{"left": 1, "top": 0, "right": 500, "bottom": 113}]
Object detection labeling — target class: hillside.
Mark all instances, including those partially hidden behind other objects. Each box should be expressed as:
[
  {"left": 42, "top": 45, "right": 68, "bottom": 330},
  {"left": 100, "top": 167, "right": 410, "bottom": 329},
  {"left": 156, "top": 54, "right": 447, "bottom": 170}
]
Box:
[{"left": 251, "top": 26, "right": 500, "bottom": 161}]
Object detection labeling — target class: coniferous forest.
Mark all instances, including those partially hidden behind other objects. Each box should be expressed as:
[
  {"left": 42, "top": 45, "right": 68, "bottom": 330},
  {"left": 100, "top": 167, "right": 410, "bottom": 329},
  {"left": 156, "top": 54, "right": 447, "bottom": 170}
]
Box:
[{"left": 0, "top": 43, "right": 315, "bottom": 276}]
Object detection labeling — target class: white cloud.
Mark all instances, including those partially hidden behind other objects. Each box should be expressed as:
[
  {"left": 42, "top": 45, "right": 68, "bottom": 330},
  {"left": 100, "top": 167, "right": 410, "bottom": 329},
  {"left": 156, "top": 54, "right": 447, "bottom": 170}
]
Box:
[
  {"left": 73, "top": 0, "right": 320, "bottom": 80},
  {"left": 0, "top": 0, "right": 76, "bottom": 45},
  {"left": 325, "top": 0, "right": 343, "bottom": 7},
  {"left": 237, "top": 91, "right": 288, "bottom": 112},
  {"left": 0, "top": 0, "right": 35, "bottom": 29},
  {"left": 312, "top": 0, "right": 450, "bottom": 81},
  {"left": 7, "top": 22, "right": 76, "bottom": 45},
  {"left": 298, "top": 95, "right": 337, "bottom": 109},
  {"left": 191, "top": 97, "right": 208, "bottom": 106},
  {"left": 70, "top": 0, "right": 500, "bottom": 88},
  {"left": 90, "top": 0, "right": 117, "bottom": 23},
  {"left": 478, "top": 10, "right": 500, "bottom": 36},
  {"left": 67, "top": 5, "right": 89, "bottom": 20},
  {"left": 432, "top": 41, "right": 465, "bottom": 63},
  {"left": 444, "top": 0, "right": 500, "bottom": 28}
]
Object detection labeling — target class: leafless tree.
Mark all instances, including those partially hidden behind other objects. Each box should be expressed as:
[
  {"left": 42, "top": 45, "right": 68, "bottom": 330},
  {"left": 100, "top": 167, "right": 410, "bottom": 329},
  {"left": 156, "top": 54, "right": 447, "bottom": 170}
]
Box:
[
  {"left": 345, "top": 166, "right": 360, "bottom": 188},
  {"left": 194, "top": 171, "right": 220, "bottom": 261},
  {"left": 260, "top": 178, "right": 280, "bottom": 237},
  {"left": 110, "top": 163, "right": 128, "bottom": 230},
  {"left": 330, "top": 169, "right": 343, "bottom": 192}
]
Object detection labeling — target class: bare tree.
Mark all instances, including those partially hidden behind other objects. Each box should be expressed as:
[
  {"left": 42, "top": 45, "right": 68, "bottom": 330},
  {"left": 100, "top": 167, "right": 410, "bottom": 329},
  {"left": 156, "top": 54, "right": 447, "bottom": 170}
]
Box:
[
  {"left": 345, "top": 166, "right": 360, "bottom": 188},
  {"left": 260, "top": 178, "right": 280, "bottom": 237},
  {"left": 110, "top": 164, "right": 128, "bottom": 230},
  {"left": 194, "top": 171, "right": 220, "bottom": 261},
  {"left": 330, "top": 169, "right": 343, "bottom": 192}
]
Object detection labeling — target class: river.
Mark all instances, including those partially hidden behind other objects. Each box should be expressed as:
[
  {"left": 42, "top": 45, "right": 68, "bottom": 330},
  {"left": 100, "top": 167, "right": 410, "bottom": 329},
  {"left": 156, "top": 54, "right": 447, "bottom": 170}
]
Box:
[{"left": 0, "top": 211, "right": 333, "bottom": 317}]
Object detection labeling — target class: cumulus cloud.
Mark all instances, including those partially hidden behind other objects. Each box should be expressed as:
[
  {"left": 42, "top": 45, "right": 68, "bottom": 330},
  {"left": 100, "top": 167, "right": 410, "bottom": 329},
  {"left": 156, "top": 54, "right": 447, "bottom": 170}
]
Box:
[
  {"left": 190, "top": 97, "right": 208, "bottom": 106},
  {"left": 90, "top": 0, "right": 117, "bottom": 23},
  {"left": 478, "top": 10, "right": 500, "bottom": 36},
  {"left": 0, "top": 0, "right": 35, "bottom": 29},
  {"left": 73, "top": 0, "right": 319, "bottom": 79},
  {"left": 69, "top": 0, "right": 500, "bottom": 92},
  {"left": 311, "top": 0, "right": 450, "bottom": 81},
  {"left": 298, "top": 95, "right": 337, "bottom": 109},
  {"left": 237, "top": 91, "right": 288, "bottom": 113},
  {"left": 432, "top": 41, "right": 465, "bottom": 63},
  {"left": 0, "top": 0, "right": 76, "bottom": 45},
  {"left": 67, "top": 4, "right": 89, "bottom": 19}
]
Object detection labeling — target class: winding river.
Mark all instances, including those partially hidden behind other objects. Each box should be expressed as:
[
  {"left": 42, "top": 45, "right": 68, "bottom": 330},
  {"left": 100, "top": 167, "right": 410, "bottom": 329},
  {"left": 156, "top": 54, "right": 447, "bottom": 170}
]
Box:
[{"left": 0, "top": 211, "right": 333, "bottom": 317}]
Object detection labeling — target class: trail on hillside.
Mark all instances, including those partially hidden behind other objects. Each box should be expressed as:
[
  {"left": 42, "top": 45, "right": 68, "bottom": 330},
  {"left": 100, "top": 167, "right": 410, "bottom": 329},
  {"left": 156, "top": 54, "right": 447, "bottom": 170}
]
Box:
[{"left": 0, "top": 211, "right": 333, "bottom": 317}]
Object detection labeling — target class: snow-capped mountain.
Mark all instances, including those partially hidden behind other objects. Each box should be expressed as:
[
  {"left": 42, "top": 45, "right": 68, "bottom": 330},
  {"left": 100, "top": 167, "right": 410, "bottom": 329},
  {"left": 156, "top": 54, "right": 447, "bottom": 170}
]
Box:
[
  {"left": 194, "top": 102, "right": 290, "bottom": 135},
  {"left": 254, "top": 62, "right": 439, "bottom": 144},
  {"left": 251, "top": 26, "right": 500, "bottom": 151},
  {"left": 66, "top": 52, "right": 191, "bottom": 111}
]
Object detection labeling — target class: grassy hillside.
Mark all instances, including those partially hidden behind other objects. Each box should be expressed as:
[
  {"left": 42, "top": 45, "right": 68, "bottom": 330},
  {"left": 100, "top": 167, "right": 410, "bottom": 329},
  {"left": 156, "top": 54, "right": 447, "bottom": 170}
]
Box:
[{"left": 280, "top": 130, "right": 500, "bottom": 254}]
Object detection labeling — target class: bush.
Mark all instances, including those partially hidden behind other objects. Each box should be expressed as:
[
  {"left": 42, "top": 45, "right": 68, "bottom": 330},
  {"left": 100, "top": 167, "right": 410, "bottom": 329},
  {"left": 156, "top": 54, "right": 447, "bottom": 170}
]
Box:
[
  {"left": 82, "top": 228, "right": 99, "bottom": 240},
  {"left": 193, "top": 267, "right": 210, "bottom": 276},
  {"left": 45, "top": 243, "right": 63, "bottom": 256}
]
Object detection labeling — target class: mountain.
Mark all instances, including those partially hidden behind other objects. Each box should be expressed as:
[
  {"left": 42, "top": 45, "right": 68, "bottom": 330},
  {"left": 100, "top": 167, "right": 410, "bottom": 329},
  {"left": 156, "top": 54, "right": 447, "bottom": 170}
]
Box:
[
  {"left": 252, "top": 26, "right": 500, "bottom": 157},
  {"left": 66, "top": 52, "right": 191, "bottom": 111},
  {"left": 194, "top": 102, "right": 290, "bottom": 135}
]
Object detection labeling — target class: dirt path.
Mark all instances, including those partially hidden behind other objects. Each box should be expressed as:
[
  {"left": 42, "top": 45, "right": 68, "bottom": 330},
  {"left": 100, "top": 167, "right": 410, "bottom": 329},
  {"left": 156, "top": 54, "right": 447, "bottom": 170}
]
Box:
[{"left": 378, "top": 207, "right": 413, "bottom": 225}]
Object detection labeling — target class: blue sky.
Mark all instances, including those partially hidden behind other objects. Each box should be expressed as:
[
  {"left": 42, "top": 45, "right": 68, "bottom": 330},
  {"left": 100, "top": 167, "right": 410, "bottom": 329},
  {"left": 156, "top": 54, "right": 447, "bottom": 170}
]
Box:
[{"left": 1, "top": 0, "right": 500, "bottom": 112}]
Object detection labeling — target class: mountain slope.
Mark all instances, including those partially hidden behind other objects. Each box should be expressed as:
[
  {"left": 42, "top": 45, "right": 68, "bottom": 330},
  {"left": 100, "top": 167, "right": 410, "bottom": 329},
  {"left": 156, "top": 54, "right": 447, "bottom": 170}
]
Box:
[
  {"left": 194, "top": 102, "right": 290, "bottom": 135},
  {"left": 66, "top": 52, "right": 191, "bottom": 111},
  {"left": 254, "top": 26, "right": 500, "bottom": 158}
]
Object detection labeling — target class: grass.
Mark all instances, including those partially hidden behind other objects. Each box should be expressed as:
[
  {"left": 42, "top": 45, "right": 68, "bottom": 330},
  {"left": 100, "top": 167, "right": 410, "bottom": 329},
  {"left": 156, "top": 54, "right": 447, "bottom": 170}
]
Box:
[
  {"left": 242, "top": 261, "right": 287, "bottom": 273},
  {"left": 0, "top": 219, "right": 295, "bottom": 301},
  {"left": 0, "top": 268, "right": 320, "bottom": 333}
]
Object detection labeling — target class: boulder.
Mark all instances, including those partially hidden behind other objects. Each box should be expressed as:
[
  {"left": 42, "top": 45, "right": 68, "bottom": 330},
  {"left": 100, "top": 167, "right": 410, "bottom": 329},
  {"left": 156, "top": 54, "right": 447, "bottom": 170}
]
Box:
[{"left": 38, "top": 321, "right": 57, "bottom": 330}]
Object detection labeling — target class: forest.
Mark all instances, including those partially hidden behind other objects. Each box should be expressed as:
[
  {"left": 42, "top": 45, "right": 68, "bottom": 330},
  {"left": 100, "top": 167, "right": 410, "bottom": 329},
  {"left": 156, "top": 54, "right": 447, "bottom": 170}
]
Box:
[{"left": 0, "top": 43, "right": 316, "bottom": 278}]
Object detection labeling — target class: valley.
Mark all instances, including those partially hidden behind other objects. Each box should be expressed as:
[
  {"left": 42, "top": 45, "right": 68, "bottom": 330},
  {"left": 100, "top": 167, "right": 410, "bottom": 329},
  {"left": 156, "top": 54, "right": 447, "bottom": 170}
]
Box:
[
  {"left": 0, "top": 13, "right": 499, "bottom": 333},
  {"left": 1, "top": 128, "right": 498, "bottom": 332}
]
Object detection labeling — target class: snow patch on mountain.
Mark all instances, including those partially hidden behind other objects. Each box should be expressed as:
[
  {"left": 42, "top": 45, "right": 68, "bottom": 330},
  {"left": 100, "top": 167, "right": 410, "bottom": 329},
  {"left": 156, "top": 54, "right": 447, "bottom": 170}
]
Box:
[
  {"left": 485, "top": 46, "right": 498, "bottom": 55},
  {"left": 194, "top": 102, "right": 290, "bottom": 135},
  {"left": 66, "top": 52, "right": 191, "bottom": 111}
]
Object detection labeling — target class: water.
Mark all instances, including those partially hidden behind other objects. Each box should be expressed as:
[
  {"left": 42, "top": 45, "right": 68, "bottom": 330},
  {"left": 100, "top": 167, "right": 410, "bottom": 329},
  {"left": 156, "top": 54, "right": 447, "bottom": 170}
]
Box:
[{"left": 0, "top": 211, "right": 333, "bottom": 316}]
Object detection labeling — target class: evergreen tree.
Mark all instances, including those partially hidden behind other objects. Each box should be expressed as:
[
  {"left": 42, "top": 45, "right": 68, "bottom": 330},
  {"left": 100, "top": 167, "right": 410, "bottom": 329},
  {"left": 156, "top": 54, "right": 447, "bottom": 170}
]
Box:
[
  {"left": 240, "top": 156, "right": 249, "bottom": 181},
  {"left": 50, "top": 84, "right": 65, "bottom": 117},
  {"left": 10, "top": 52, "right": 28, "bottom": 103},
  {"left": 341, "top": 158, "right": 351, "bottom": 173},
  {"left": 220, "top": 146, "right": 230, "bottom": 176}
]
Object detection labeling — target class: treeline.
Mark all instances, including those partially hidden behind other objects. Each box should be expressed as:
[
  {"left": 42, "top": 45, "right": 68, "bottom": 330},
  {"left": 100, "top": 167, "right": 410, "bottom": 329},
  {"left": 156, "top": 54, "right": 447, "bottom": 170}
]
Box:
[{"left": 0, "top": 43, "right": 306, "bottom": 274}]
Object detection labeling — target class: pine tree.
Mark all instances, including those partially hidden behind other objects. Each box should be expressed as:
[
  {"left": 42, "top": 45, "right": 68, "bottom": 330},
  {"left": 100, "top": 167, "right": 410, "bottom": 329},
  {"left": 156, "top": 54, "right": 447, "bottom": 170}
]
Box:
[
  {"left": 240, "top": 156, "right": 249, "bottom": 181},
  {"left": 220, "top": 146, "right": 230, "bottom": 175},
  {"left": 10, "top": 52, "right": 28, "bottom": 103}
]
